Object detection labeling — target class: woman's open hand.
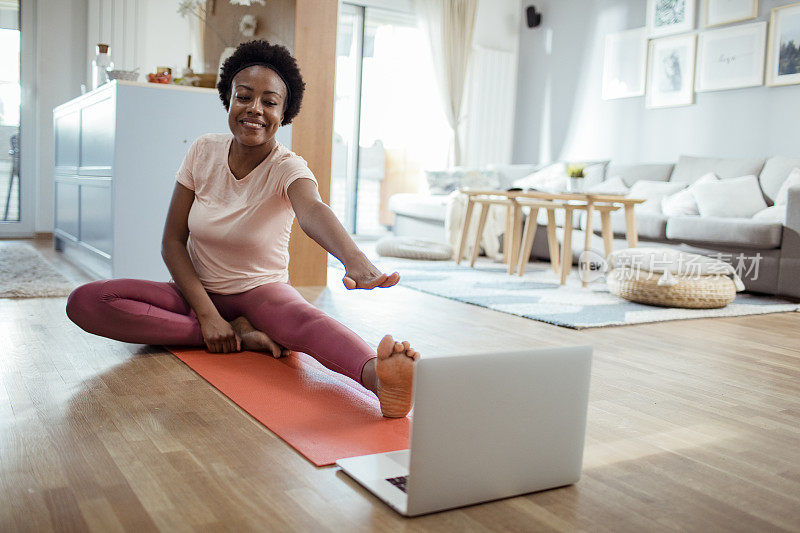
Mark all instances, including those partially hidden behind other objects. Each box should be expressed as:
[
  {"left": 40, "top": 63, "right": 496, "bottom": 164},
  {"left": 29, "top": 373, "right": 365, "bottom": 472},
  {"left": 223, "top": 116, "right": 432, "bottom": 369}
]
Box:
[
  {"left": 199, "top": 313, "right": 241, "bottom": 353},
  {"left": 343, "top": 258, "right": 400, "bottom": 290}
]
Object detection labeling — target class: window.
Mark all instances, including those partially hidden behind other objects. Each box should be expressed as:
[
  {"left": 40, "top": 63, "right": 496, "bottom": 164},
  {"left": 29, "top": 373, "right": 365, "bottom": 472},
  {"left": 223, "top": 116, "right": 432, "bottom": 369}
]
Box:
[{"left": 331, "top": 3, "right": 450, "bottom": 236}]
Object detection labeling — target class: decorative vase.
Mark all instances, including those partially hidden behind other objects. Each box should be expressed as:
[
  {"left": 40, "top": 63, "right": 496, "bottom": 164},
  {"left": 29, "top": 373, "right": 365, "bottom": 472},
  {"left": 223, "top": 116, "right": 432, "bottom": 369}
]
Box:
[{"left": 567, "top": 177, "right": 584, "bottom": 193}]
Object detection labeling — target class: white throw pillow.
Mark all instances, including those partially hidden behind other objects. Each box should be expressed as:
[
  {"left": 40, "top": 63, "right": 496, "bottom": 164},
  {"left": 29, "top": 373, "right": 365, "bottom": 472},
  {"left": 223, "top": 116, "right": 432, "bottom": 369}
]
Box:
[
  {"left": 627, "top": 180, "right": 685, "bottom": 214},
  {"left": 512, "top": 162, "right": 567, "bottom": 192},
  {"left": 773, "top": 167, "right": 800, "bottom": 206},
  {"left": 752, "top": 205, "right": 787, "bottom": 224},
  {"left": 661, "top": 172, "right": 718, "bottom": 216},
  {"left": 692, "top": 174, "right": 768, "bottom": 218},
  {"left": 586, "top": 176, "right": 629, "bottom": 195}
]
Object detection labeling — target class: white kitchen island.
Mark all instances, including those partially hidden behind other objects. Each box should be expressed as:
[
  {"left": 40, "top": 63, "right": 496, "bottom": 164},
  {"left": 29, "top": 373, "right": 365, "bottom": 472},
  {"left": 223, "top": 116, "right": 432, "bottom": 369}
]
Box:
[{"left": 53, "top": 80, "right": 291, "bottom": 280}]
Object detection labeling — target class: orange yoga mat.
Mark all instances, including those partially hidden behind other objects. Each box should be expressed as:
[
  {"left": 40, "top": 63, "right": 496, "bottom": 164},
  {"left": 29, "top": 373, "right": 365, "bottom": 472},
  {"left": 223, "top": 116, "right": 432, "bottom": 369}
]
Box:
[{"left": 166, "top": 347, "right": 410, "bottom": 466}]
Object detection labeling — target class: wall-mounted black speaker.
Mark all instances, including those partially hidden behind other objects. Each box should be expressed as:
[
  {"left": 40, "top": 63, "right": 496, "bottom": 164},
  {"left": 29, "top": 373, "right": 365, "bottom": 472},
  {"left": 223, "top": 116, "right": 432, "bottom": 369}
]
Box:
[{"left": 526, "top": 5, "right": 542, "bottom": 28}]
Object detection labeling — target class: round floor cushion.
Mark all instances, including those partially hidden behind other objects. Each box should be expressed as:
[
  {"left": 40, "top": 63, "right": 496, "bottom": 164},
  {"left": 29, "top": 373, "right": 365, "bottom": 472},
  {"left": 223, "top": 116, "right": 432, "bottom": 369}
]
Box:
[
  {"left": 375, "top": 236, "right": 453, "bottom": 261},
  {"left": 605, "top": 247, "right": 742, "bottom": 309}
]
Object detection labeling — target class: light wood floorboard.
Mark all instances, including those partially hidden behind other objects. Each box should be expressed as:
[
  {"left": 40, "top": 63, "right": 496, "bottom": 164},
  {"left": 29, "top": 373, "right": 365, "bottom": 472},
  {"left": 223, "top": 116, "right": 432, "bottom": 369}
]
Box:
[{"left": 1, "top": 238, "right": 799, "bottom": 531}]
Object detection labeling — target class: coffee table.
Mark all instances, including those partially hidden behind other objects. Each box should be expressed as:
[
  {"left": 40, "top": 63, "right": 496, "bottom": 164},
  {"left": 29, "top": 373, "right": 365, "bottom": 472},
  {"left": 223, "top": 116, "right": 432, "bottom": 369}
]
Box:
[{"left": 455, "top": 189, "right": 646, "bottom": 285}]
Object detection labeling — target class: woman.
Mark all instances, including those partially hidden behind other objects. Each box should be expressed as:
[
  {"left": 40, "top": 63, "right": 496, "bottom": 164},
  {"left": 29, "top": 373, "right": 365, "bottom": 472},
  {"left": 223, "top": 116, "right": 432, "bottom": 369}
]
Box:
[{"left": 66, "top": 40, "right": 418, "bottom": 418}]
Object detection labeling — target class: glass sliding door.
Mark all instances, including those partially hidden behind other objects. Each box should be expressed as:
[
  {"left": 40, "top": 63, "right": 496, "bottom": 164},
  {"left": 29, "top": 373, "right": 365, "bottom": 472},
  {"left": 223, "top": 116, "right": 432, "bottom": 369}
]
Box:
[
  {"left": 0, "top": 1, "right": 20, "bottom": 223},
  {"left": 331, "top": 2, "right": 449, "bottom": 237},
  {"left": 0, "top": 0, "right": 33, "bottom": 237}
]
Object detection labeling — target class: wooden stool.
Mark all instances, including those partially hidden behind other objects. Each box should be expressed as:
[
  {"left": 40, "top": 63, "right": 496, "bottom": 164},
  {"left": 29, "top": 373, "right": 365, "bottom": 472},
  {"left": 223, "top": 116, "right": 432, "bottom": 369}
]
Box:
[
  {"left": 514, "top": 201, "right": 621, "bottom": 284},
  {"left": 560, "top": 203, "right": 621, "bottom": 286},
  {"left": 514, "top": 199, "right": 561, "bottom": 276},
  {"left": 455, "top": 196, "right": 516, "bottom": 266}
]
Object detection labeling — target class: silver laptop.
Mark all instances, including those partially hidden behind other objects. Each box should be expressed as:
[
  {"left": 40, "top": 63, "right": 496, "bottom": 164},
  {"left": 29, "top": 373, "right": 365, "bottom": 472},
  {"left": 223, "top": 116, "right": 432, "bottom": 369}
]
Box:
[{"left": 336, "top": 346, "right": 593, "bottom": 517}]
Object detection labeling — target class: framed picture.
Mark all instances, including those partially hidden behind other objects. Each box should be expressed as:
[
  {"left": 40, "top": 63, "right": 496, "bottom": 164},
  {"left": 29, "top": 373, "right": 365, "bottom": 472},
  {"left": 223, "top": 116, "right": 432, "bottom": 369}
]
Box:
[
  {"left": 696, "top": 21, "right": 766, "bottom": 92},
  {"left": 767, "top": 2, "right": 800, "bottom": 86},
  {"left": 647, "top": 0, "right": 697, "bottom": 37},
  {"left": 602, "top": 28, "right": 648, "bottom": 100},
  {"left": 646, "top": 34, "right": 698, "bottom": 108},
  {"left": 704, "top": 0, "right": 758, "bottom": 28}
]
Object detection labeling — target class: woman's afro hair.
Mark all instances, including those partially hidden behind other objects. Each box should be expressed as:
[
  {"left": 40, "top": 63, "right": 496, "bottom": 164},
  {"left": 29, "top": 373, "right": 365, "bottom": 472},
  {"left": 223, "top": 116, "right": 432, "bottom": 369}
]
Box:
[{"left": 217, "top": 40, "right": 305, "bottom": 126}]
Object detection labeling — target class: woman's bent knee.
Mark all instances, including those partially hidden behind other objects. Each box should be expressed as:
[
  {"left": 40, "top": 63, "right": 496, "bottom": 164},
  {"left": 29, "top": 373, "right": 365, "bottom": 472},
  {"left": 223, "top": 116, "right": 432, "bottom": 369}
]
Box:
[{"left": 65, "top": 280, "right": 107, "bottom": 330}]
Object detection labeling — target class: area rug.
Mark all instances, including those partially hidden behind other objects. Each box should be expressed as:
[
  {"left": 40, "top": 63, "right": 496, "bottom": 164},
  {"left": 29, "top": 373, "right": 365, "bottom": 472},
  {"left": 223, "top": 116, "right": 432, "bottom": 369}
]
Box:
[
  {"left": 329, "top": 256, "right": 799, "bottom": 329},
  {"left": 166, "top": 346, "right": 409, "bottom": 466},
  {"left": 0, "top": 242, "right": 77, "bottom": 298}
]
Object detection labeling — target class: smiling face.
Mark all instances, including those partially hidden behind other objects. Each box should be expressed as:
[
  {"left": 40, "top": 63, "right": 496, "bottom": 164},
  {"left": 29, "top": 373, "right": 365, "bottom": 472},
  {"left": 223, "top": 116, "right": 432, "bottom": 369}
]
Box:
[{"left": 227, "top": 65, "right": 287, "bottom": 148}]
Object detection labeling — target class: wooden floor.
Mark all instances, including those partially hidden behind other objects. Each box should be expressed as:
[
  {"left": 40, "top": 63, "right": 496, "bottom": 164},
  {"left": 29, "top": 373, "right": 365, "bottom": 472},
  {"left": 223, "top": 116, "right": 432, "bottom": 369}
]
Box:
[{"left": 2, "top": 237, "right": 800, "bottom": 532}]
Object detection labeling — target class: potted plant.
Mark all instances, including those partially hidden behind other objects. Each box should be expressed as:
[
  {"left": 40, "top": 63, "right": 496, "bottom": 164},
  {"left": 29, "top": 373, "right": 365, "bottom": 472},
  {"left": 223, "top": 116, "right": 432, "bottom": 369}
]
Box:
[{"left": 566, "top": 164, "right": 586, "bottom": 193}]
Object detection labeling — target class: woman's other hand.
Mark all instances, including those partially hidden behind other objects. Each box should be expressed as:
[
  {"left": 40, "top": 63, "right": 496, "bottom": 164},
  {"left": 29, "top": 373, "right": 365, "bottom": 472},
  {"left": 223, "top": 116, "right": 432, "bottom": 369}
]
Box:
[
  {"left": 199, "top": 314, "right": 241, "bottom": 353},
  {"left": 343, "top": 259, "right": 400, "bottom": 290}
]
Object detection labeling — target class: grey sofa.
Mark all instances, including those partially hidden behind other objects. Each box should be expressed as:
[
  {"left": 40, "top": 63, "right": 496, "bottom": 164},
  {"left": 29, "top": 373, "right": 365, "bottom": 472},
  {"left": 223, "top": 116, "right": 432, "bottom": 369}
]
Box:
[
  {"left": 566, "top": 155, "right": 800, "bottom": 298},
  {"left": 389, "top": 155, "right": 800, "bottom": 299}
]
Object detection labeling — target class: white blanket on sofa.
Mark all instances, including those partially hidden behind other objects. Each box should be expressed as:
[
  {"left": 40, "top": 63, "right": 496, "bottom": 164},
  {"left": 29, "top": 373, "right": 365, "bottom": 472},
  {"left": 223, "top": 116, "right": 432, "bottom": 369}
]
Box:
[{"left": 444, "top": 192, "right": 508, "bottom": 260}]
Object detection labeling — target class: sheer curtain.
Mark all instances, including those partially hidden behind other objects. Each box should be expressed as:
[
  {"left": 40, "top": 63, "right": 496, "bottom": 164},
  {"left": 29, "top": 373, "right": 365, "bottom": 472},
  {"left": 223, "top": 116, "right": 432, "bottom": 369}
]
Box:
[{"left": 416, "top": 0, "right": 477, "bottom": 166}]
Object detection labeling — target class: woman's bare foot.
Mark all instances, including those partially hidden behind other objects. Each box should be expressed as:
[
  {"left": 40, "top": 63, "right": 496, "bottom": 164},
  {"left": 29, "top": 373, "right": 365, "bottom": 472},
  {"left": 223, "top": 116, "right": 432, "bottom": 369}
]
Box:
[
  {"left": 229, "top": 317, "right": 289, "bottom": 358},
  {"left": 374, "top": 334, "right": 419, "bottom": 418}
]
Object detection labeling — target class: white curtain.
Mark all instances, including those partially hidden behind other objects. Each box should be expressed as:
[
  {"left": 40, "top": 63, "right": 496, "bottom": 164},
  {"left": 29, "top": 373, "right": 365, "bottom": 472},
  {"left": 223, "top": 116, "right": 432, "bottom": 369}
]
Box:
[{"left": 417, "top": 0, "right": 478, "bottom": 167}]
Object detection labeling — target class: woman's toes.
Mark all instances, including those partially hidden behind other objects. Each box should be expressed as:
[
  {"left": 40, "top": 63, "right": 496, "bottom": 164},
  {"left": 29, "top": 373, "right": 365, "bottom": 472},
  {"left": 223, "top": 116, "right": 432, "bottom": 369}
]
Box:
[
  {"left": 378, "top": 334, "right": 395, "bottom": 359},
  {"left": 394, "top": 341, "right": 404, "bottom": 353}
]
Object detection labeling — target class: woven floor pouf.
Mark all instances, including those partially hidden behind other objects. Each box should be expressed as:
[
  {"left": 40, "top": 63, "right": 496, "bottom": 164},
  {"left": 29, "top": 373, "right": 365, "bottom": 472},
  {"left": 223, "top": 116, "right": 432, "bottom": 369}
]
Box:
[
  {"left": 605, "top": 247, "right": 743, "bottom": 309},
  {"left": 606, "top": 268, "right": 737, "bottom": 308}
]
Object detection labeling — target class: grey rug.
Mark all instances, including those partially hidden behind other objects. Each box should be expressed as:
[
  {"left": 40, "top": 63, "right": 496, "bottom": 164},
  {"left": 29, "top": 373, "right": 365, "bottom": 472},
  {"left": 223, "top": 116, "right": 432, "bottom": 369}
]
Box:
[
  {"left": 329, "top": 255, "right": 798, "bottom": 329},
  {"left": 0, "top": 242, "right": 77, "bottom": 298}
]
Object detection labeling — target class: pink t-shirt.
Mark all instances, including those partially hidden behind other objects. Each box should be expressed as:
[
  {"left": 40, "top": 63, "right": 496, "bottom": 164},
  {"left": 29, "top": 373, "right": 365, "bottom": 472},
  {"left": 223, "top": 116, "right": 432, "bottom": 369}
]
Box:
[{"left": 175, "top": 133, "right": 317, "bottom": 294}]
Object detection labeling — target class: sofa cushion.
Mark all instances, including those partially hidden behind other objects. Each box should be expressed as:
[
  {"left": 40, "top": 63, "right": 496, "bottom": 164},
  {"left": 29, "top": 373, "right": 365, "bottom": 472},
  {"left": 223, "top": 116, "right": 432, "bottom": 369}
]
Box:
[
  {"left": 586, "top": 176, "right": 629, "bottom": 195},
  {"left": 773, "top": 167, "right": 800, "bottom": 206},
  {"left": 670, "top": 155, "right": 766, "bottom": 184},
  {"left": 759, "top": 156, "right": 800, "bottom": 204},
  {"left": 666, "top": 216, "right": 782, "bottom": 249},
  {"left": 661, "top": 172, "right": 718, "bottom": 216},
  {"left": 606, "top": 163, "right": 674, "bottom": 187},
  {"left": 752, "top": 205, "right": 787, "bottom": 225},
  {"left": 692, "top": 174, "right": 768, "bottom": 218},
  {"left": 486, "top": 163, "right": 539, "bottom": 189},
  {"left": 581, "top": 210, "right": 668, "bottom": 240},
  {"left": 389, "top": 193, "right": 449, "bottom": 222},
  {"left": 627, "top": 180, "right": 685, "bottom": 213},
  {"left": 581, "top": 160, "right": 610, "bottom": 188},
  {"left": 513, "top": 162, "right": 568, "bottom": 192},
  {"left": 425, "top": 168, "right": 500, "bottom": 194}
]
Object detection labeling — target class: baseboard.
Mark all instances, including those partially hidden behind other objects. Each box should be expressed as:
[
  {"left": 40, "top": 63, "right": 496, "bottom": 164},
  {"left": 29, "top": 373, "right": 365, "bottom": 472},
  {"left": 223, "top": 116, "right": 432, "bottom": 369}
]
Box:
[{"left": 35, "top": 232, "right": 53, "bottom": 241}]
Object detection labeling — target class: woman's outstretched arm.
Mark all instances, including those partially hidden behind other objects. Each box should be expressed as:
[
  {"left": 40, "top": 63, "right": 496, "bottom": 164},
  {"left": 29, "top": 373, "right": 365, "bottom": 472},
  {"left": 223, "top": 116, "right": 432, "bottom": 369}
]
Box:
[{"left": 287, "top": 178, "right": 399, "bottom": 289}]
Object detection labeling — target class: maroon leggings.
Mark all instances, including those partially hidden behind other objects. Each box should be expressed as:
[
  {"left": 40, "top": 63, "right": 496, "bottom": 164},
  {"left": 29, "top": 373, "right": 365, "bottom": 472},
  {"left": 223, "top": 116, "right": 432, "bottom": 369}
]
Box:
[{"left": 65, "top": 279, "right": 376, "bottom": 383}]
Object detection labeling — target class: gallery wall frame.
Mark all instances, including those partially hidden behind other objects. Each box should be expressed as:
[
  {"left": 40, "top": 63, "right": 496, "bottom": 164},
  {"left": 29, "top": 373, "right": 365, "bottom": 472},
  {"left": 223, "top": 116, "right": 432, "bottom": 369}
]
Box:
[
  {"left": 602, "top": 27, "right": 648, "bottom": 99},
  {"left": 647, "top": 0, "right": 697, "bottom": 37},
  {"left": 704, "top": 0, "right": 759, "bottom": 28},
  {"left": 646, "top": 33, "right": 698, "bottom": 108},
  {"left": 766, "top": 2, "right": 800, "bottom": 86},
  {"left": 696, "top": 21, "right": 767, "bottom": 92}
]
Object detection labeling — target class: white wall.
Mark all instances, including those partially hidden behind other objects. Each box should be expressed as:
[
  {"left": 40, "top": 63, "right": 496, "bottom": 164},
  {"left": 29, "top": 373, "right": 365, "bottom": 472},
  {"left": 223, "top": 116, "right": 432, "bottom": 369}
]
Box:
[
  {"left": 86, "top": 0, "right": 193, "bottom": 76},
  {"left": 32, "top": 0, "right": 194, "bottom": 233},
  {"left": 513, "top": 0, "right": 800, "bottom": 166},
  {"left": 35, "top": 0, "right": 87, "bottom": 232}
]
